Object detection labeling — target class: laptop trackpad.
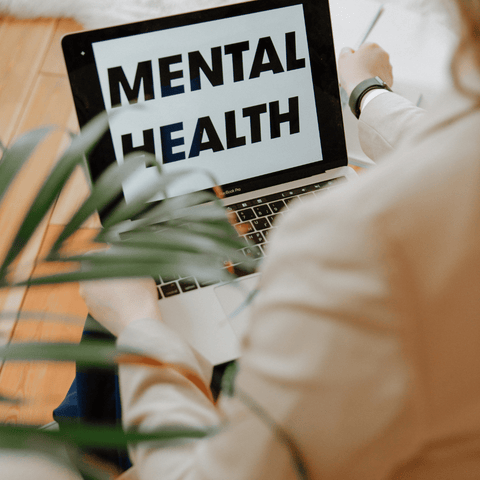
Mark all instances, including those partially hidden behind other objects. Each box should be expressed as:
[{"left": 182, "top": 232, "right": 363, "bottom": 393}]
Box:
[{"left": 214, "top": 274, "right": 260, "bottom": 340}]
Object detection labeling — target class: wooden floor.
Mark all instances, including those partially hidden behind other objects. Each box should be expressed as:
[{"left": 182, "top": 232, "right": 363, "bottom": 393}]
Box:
[{"left": 0, "top": 16, "right": 99, "bottom": 425}]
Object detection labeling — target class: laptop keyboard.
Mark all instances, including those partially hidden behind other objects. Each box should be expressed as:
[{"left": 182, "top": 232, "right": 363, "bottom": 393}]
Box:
[{"left": 155, "top": 176, "right": 346, "bottom": 299}]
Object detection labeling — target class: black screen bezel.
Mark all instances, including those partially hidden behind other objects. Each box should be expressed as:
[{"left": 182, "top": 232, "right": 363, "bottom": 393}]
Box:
[{"left": 62, "top": 0, "right": 347, "bottom": 206}]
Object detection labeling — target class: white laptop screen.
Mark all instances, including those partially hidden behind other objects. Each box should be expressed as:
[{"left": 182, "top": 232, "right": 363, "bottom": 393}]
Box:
[
  {"left": 92, "top": 5, "right": 321, "bottom": 201},
  {"left": 63, "top": 0, "right": 347, "bottom": 207}
]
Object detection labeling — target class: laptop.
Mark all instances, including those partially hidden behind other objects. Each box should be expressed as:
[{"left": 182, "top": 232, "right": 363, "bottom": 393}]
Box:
[{"left": 62, "top": 0, "right": 356, "bottom": 365}]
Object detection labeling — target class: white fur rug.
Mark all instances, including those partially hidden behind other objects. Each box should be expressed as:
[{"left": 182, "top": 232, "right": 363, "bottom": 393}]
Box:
[
  {"left": 0, "top": 0, "right": 456, "bottom": 30},
  {"left": 0, "top": 0, "right": 243, "bottom": 28}
]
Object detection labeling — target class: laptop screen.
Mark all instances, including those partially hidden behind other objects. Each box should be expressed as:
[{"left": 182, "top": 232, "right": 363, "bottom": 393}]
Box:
[{"left": 63, "top": 0, "right": 347, "bottom": 203}]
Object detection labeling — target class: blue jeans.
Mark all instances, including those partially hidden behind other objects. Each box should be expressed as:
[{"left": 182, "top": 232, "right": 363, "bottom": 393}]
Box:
[{"left": 53, "top": 315, "right": 132, "bottom": 473}]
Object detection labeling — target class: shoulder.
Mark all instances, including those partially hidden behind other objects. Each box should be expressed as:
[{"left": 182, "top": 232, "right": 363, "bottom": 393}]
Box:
[
  {"left": 266, "top": 90, "right": 480, "bottom": 311},
  {"left": 280, "top": 89, "right": 480, "bottom": 241}
]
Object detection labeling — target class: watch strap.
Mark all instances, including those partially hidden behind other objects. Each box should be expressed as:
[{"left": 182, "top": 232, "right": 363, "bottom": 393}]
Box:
[{"left": 348, "top": 76, "right": 392, "bottom": 119}]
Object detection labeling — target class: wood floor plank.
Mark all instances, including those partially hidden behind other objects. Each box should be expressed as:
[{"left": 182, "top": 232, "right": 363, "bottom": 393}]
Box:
[
  {"left": 0, "top": 17, "right": 56, "bottom": 145},
  {"left": 49, "top": 109, "right": 102, "bottom": 229},
  {"left": 0, "top": 224, "right": 98, "bottom": 345},
  {"left": 0, "top": 214, "right": 53, "bottom": 352},
  {"left": 0, "top": 361, "right": 76, "bottom": 425},
  {"left": 0, "top": 73, "right": 77, "bottom": 265},
  {"left": 0, "top": 72, "right": 79, "bottom": 371},
  {"left": 0, "top": 226, "right": 100, "bottom": 425},
  {"left": 14, "top": 71, "right": 75, "bottom": 135},
  {"left": 50, "top": 164, "right": 101, "bottom": 229},
  {"left": 0, "top": 288, "right": 24, "bottom": 347},
  {"left": 42, "top": 18, "right": 83, "bottom": 76},
  {"left": 0, "top": 20, "right": 69, "bottom": 271}
]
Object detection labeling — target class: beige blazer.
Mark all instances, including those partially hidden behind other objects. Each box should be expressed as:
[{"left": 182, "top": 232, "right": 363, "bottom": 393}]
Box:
[{"left": 113, "top": 84, "right": 480, "bottom": 480}]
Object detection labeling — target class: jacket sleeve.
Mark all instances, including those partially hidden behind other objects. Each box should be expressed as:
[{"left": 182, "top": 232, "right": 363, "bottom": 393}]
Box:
[
  {"left": 358, "top": 92, "right": 426, "bottom": 162},
  {"left": 116, "top": 187, "right": 409, "bottom": 480}
]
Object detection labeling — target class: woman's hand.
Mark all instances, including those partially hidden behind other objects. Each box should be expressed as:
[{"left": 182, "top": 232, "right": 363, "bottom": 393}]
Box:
[
  {"left": 338, "top": 43, "right": 394, "bottom": 96},
  {"left": 79, "top": 277, "right": 162, "bottom": 337}
]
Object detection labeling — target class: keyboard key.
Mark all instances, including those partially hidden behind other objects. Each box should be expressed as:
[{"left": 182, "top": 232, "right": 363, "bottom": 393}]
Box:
[
  {"left": 270, "top": 200, "right": 286, "bottom": 213},
  {"left": 253, "top": 204, "right": 272, "bottom": 217},
  {"left": 237, "top": 208, "right": 256, "bottom": 222},
  {"left": 263, "top": 192, "right": 284, "bottom": 202},
  {"left": 228, "top": 200, "right": 255, "bottom": 211},
  {"left": 179, "top": 277, "right": 198, "bottom": 292},
  {"left": 227, "top": 211, "right": 240, "bottom": 224},
  {"left": 252, "top": 218, "right": 270, "bottom": 230},
  {"left": 161, "top": 282, "right": 181, "bottom": 297},
  {"left": 302, "top": 184, "right": 318, "bottom": 193},
  {"left": 243, "top": 245, "right": 263, "bottom": 259},
  {"left": 223, "top": 261, "right": 235, "bottom": 275},
  {"left": 263, "top": 228, "right": 275, "bottom": 240},
  {"left": 235, "top": 221, "right": 253, "bottom": 235},
  {"left": 281, "top": 190, "right": 297, "bottom": 199},
  {"left": 314, "top": 180, "right": 333, "bottom": 191},
  {"left": 283, "top": 196, "right": 298, "bottom": 206},
  {"left": 233, "top": 263, "right": 254, "bottom": 277},
  {"left": 267, "top": 214, "right": 281, "bottom": 226},
  {"left": 292, "top": 186, "right": 310, "bottom": 195},
  {"left": 246, "top": 232, "right": 264, "bottom": 245}
]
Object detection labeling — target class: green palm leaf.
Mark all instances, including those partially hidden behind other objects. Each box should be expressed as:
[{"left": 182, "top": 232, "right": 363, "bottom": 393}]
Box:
[
  {"left": 48, "top": 154, "right": 150, "bottom": 257},
  {"left": 13, "top": 257, "right": 235, "bottom": 287},
  {"left": 102, "top": 189, "right": 213, "bottom": 229},
  {"left": 0, "top": 126, "right": 54, "bottom": 204},
  {"left": 0, "top": 394, "right": 22, "bottom": 405},
  {"left": 98, "top": 169, "right": 198, "bottom": 232},
  {"left": 0, "top": 341, "right": 127, "bottom": 368},
  {"left": 0, "top": 423, "right": 213, "bottom": 450},
  {"left": 0, "top": 113, "right": 110, "bottom": 277}
]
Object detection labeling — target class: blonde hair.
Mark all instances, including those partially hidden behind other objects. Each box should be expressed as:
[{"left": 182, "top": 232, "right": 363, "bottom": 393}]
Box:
[{"left": 451, "top": 0, "right": 480, "bottom": 100}]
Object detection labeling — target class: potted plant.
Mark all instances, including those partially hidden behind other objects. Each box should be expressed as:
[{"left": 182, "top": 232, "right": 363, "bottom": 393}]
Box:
[{"left": 0, "top": 114, "right": 308, "bottom": 480}]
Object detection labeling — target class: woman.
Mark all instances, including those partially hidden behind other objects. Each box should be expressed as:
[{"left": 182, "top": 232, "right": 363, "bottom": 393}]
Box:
[{"left": 19, "top": 0, "right": 480, "bottom": 477}]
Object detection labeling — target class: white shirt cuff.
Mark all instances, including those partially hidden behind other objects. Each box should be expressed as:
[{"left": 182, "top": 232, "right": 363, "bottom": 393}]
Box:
[{"left": 360, "top": 89, "right": 391, "bottom": 114}]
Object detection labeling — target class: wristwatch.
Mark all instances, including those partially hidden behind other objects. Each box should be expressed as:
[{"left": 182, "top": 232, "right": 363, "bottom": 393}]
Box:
[{"left": 348, "top": 76, "right": 392, "bottom": 119}]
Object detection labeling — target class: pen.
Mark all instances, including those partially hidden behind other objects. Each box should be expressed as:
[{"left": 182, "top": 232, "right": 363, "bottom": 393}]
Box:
[
  {"left": 357, "top": 4, "right": 385, "bottom": 48},
  {"left": 340, "top": 4, "right": 385, "bottom": 107}
]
